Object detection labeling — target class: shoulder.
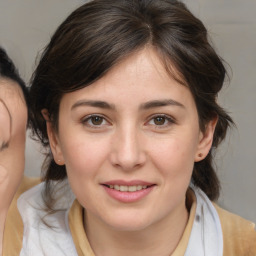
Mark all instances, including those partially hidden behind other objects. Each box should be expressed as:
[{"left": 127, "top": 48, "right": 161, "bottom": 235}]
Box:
[
  {"left": 16, "top": 176, "right": 41, "bottom": 195},
  {"left": 3, "top": 176, "right": 41, "bottom": 256},
  {"left": 3, "top": 178, "right": 77, "bottom": 256},
  {"left": 214, "top": 204, "right": 256, "bottom": 256}
]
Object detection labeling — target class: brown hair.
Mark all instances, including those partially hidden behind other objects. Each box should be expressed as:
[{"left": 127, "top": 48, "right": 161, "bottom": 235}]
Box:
[{"left": 30, "top": 0, "right": 233, "bottom": 203}]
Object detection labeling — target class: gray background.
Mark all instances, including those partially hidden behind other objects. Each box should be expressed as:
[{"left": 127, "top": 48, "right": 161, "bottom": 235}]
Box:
[{"left": 0, "top": 0, "right": 255, "bottom": 223}]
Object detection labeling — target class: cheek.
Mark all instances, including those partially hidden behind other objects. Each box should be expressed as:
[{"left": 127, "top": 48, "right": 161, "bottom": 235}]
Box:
[
  {"left": 148, "top": 134, "right": 198, "bottom": 179},
  {"left": 0, "top": 130, "right": 26, "bottom": 208},
  {"left": 59, "top": 136, "right": 112, "bottom": 208},
  {"left": 11, "top": 102, "right": 27, "bottom": 152},
  {"left": 60, "top": 135, "right": 110, "bottom": 178}
]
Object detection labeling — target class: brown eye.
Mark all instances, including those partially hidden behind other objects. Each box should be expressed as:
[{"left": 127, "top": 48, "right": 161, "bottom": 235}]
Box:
[
  {"left": 147, "top": 115, "right": 175, "bottom": 128},
  {"left": 91, "top": 116, "right": 104, "bottom": 125},
  {"left": 82, "top": 114, "right": 109, "bottom": 129},
  {"left": 153, "top": 116, "right": 166, "bottom": 125}
]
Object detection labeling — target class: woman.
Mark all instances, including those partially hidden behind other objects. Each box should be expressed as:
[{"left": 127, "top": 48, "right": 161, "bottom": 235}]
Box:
[
  {"left": 4, "top": 0, "right": 256, "bottom": 255},
  {"left": 0, "top": 47, "right": 31, "bottom": 254}
]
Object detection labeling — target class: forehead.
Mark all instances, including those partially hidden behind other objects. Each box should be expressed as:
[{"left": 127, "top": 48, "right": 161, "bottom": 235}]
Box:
[
  {"left": 104, "top": 47, "right": 185, "bottom": 85},
  {"left": 0, "top": 78, "right": 28, "bottom": 135},
  {"left": 0, "top": 78, "right": 25, "bottom": 102},
  {"left": 60, "top": 47, "right": 194, "bottom": 110}
]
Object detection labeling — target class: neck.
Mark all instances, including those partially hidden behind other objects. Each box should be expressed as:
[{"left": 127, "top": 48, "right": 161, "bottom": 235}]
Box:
[{"left": 84, "top": 201, "right": 189, "bottom": 256}]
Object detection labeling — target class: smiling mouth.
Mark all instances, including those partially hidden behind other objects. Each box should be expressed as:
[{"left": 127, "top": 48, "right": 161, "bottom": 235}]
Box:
[{"left": 103, "top": 184, "right": 154, "bottom": 192}]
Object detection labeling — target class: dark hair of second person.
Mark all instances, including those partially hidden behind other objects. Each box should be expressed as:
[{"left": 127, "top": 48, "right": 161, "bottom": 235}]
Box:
[{"left": 0, "top": 48, "right": 29, "bottom": 109}]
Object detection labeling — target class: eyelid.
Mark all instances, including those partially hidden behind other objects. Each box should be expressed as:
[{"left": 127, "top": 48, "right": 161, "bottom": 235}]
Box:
[
  {"left": 81, "top": 114, "right": 111, "bottom": 128},
  {"left": 146, "top": 114, "right": 176, "bottom": 127},
  {"left": 0, "top": 142, "right": 9, "bottom": 152}
]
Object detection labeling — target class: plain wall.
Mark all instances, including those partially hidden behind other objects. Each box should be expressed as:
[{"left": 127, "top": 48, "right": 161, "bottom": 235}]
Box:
[{"left": 0, "top": 0, "right": 255, "bottom": 223}]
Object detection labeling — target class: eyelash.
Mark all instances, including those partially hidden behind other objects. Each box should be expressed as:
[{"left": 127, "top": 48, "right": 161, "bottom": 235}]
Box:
[
  {"left": 81, "top": 114, "right": 110, "bottom": 128},
  {"left": 81, "top": 114, "right": 175, "bottom": 129},
  {"left": 146, "top": 114, "right": 176, "bottom": 128},
  {"left": 0, "top": 141, "right": 9, "bottom": 152}
]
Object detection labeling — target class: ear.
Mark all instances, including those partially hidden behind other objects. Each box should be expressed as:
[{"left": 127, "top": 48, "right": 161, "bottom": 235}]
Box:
[
  {"left": 41, "top": 109, "right": 65, "bottom": 165},
  {"left": 194, "top": 116, "right": 218, "bottom": 162}
]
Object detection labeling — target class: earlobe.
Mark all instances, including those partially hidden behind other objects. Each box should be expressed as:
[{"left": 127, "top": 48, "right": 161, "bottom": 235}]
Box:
[
  {"left": 194, "top": 117, "right": 218, "bottom": 162},
  {"left": 41, "top": 109, "right": 65, "bottom": 165}
]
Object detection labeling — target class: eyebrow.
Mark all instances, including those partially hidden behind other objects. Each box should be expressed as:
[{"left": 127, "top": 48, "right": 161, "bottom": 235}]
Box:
[
  {"left": 0, "top": 99, "right": 12, "bottom": 151},
  {"left": 71, "top": 99, "right": 184, "bottom": 112},
  {"left": 71, "top": 100, "right": 115, "bottom": 111},
  {"left": 139, "top": 99, "right": 185, "bottom": 110}
]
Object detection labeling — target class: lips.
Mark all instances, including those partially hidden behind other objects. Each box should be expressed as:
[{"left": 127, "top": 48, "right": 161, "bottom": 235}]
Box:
[
  {"left": 101, "top": 180, "right": 156, "bottom": 203},
  {"left": 106, "top": 184, "right": 148, "bottom": 192}
]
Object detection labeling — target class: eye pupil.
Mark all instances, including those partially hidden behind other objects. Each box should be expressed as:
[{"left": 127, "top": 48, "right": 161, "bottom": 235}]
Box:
[
  {"left": 154, "top": 117, "right": 165, "bottom": 125},
  {"left": 91, "top": 116, "right": 103, "bottom": 125}
]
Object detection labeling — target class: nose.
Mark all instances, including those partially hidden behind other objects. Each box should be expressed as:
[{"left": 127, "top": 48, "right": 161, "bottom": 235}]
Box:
[{"left": 110, "top": 125, "right": 146, "bottom": 171}]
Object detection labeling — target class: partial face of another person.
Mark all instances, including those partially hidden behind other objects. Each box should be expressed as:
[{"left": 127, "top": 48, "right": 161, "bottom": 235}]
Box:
[
  {"left": 48, "top": 48, "right": 216, "bottom": 232},
  {"left": 0, "top": 78, "right": 27, "bottom": 211}
]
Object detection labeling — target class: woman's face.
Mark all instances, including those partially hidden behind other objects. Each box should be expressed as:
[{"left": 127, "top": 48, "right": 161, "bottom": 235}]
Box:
[
  {"left": 0, "top": 78, "right": 27, "bottom": 211},
  {"left": 49, "top": 48, "right": 216, "bottom": 231}
]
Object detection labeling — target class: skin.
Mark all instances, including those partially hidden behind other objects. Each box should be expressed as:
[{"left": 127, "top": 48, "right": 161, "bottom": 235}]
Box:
[
  {"left": 0, "top": 78, "right": 27, "bottom": 253},
  {"left": 46, "top": 47, "right": 217, "bottom": 256}
]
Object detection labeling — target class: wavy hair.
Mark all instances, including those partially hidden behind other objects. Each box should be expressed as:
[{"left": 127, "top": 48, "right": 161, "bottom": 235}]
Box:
[{"left": 30, "top": 0, "right": 233, "bottom": 203}]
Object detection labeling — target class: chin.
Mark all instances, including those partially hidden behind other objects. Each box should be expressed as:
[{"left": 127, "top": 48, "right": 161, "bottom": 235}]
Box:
[{"left": 103, "top": 213, "right": 153, "bottom": 232}]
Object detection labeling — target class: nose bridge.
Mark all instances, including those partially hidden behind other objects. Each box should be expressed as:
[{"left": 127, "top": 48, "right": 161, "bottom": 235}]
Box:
[{"left": 110, "top": 122, "right": 145, "bottom": 170}]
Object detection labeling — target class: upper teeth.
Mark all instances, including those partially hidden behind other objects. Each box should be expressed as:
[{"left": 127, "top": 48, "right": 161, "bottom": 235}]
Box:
[{"left": 109, "top": 185, "right": 148, "bottom": 192}]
